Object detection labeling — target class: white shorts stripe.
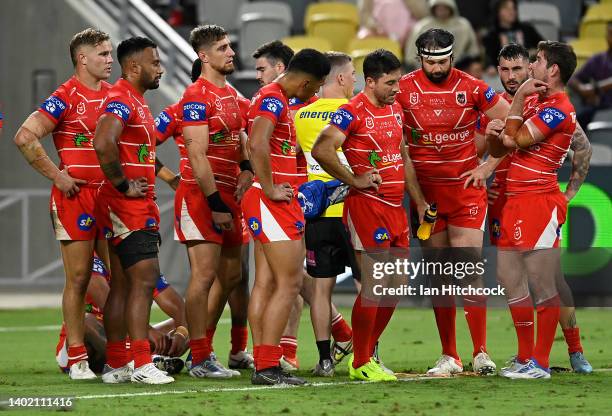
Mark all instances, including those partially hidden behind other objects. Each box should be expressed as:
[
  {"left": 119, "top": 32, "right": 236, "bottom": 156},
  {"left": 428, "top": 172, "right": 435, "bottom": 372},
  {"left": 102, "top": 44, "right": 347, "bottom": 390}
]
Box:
[
  {"left": 534, "top": 206, "right": 559, "bottom": 249},
  {"left": 259, "top": 200, "right": 290, "bottom": 242},
  {"left": 178, "top": 199, "right": 206, "bottom": 241}
]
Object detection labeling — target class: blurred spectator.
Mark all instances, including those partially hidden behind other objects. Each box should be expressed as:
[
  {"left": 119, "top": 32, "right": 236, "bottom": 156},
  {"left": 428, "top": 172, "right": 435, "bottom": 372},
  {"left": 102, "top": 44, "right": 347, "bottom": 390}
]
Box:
[
  {"left": 455, "top": 0, "right": 490, "bottom": 31},
  {"left": 568, "top": 22, "right": 612, "bottom": 127},
  {"left": 357, "top": 0, "right": 428, "bottom": 49},
  {"left": 454, "top": 54, "right": 484, "bottom": 79},
  {"left": 482, "top": 0, "right": 543, "bottom": 70},
  {"left": 404, "top": 0, "right": 479, "bottom": 69}
]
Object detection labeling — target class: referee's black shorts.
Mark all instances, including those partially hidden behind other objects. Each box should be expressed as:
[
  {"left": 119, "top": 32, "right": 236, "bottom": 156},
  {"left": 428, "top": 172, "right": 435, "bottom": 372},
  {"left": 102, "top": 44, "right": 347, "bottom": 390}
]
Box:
[{"left": 305, "top": 217, "right": 361, "bottom": 280}]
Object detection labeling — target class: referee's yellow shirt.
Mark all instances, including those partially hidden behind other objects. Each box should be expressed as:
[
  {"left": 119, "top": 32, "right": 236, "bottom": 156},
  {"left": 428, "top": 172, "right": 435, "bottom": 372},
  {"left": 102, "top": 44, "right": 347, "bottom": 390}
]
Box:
[{"left": 295, "top": 98, "right": 350, "bottom": 218}]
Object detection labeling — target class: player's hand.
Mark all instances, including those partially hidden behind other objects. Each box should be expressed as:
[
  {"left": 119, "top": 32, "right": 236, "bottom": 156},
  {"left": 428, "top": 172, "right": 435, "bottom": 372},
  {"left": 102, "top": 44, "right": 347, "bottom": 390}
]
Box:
[
  {"left": 352, "top": 169, "right": 382, "bottom": 191},
  {"left": 460, "top": 163, "right": 494, "bottom": 189},
  {"left": 264, "top": 182, "right": 293, "bottom": 202},
  {"left": 212, "top": 211, "right": 234, "bottom": 231},
  {"left": 54, "top": 169, "right": 87, "bottom": 198},
  {"left": 416, "top": 201, "right": 429, "bottom": 224},
  {"left": 485, "top": 119, "right": 505, "bottom": 140},
  {"left": 125, "top": 177, "right": 148, "bottom": 198},
  {"left": 167, "top": 332, "right": 189, "bottom": 358},
  {"left": 148, "top": 327, "right": 170, "bottom": 355},
  {"left": 517, "top": 78, "right": 548, "bottom": 97},
  {"left": 234, "top": 170, "right": 254, "bottom": 203}
]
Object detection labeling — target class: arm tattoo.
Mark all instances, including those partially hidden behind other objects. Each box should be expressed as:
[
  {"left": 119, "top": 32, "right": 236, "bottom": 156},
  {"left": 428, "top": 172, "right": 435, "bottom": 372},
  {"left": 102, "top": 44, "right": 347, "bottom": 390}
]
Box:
[
  {"left": 566, "top": 124, "right": 592, "bottom": 197},
  {"left": 100, "top": 160, "right": 125, "bottom": 184}
]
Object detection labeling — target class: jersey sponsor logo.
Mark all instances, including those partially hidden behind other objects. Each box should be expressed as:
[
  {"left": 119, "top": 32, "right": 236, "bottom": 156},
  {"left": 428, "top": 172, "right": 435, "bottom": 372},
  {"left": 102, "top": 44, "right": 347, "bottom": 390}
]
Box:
[
  {"left": 183, "top": 102, "right": 207, "bottom": 122},
  {"left": 394, "top": 113, "right": 402, "bottom": 126},
  {"left": 295, "top": 220, "right": 305, "bottom": 233},
  {"left": 76, "top": 101, "right": 86, "bottom": 115},
  {"left": 156, "top": 274, "right": 170, "bottom": 291},
  {"left": 41, "top": 95, "right": 67, "bottom": 119},
  {"left": 409, "top": 92, "right": 419, "bottom": 105},
  {"left": 92, "top": 257, "right": 109, "bottom": 276},
  {"left": 491, "top": 218, "right": 501, "bottom": 238},
  {"left": 330, "top": 108, "right": 354, "bottom": 131},
  {"left": 456, "top": 91, "right": 467, "bottom": 106},
  {"left": 484, "top": 87, "right": 496, "bottom": 103},
  {"left": 145, "top": 217, "right": 157, "bottom": 228},
  {"left": 289, "top": 97, "right": 303, "bottom": 107},
  {"left": 73, "top": 133, "right": 90, "bottom": 147},
  {"left": 365, "top": 117, "right": 374, "bottom": 130},
  {"left": 102, "top": 226, "right": 113, "bottom": 239},
  {"left": 260, "top": 97, "right": 284, "bottom": 118},
  {"left": 105, "top": 101, "right": 131, "bottom": 122},
  {"left": 539, "top": 107, "right": 566, "bottom": 129},
  {"left": 420, "top": 129, "right": 471, "bottom": 145},
  {"left": 374, "top": 227, "right": 390, "bottom": 243},
  {"left": 137, "top": 143, "right": 154, "bottom": 163},
  {"left": 155, "top": 111, "right": 172, "bottom": 133},
  {"left": 248, "top": 217, "right": 262, "bottom": 236},
  {"left": 77, "top": 213, "right": 95, "bottom": 231},
  {"left": 298, "top": 110, "right": 334, "bottom": 121}
]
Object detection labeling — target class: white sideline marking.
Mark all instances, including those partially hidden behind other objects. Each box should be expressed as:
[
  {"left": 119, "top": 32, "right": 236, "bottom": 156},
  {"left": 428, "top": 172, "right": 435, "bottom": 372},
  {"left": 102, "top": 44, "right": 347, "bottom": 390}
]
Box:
[
  {"left": 0, "top": 325, "right": 61, "bottom": 332},
  {"left": 73, "top": 368, "right": 612, "bottom": 401}
]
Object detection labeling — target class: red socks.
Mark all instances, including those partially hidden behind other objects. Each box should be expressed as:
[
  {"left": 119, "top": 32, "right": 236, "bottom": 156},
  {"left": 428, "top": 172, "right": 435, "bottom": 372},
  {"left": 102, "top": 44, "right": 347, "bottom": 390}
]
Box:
[
  {"left": 508, "top": 294, "right": 534, "bottom": 363},
  {"left": 433, "top": 295, "right": 459, "bottom": 360},
  {"left": 231, "top": 326, "right": 249, "bottom": 354},
  {"left": 190, "top": 337, "right": 212, "bottom": 366},
  {"left": 331, "top": 313, "right": 353, "bottom": 342},
  {"left": 370, "top": 304, "right": 397, "bottom": 350},
  {"left": 563, "top": 327, "right": 583, "bottom": 354},
  {"left": 256, "top": 344, "right": 282, "bottom": 371},
  {"left": 351, "top": 295, "right": 378, "bottom": 368},
  {"left": 131, "top": 339, "right": 152, "bottom": 369},
  {"left": 533, "top": 295, "right": 560, "bottom": 369},
  {"left": 280, "top": 336, "right": 298, "bottom": 361},
  {"left": 463, "top": 295, "right": 488, "bottom": 357},
  {"left": 67, "top": 344, "right": 88, "bottom": 368},
  {"left": 106, "top": 339, "right": 129, "bottom": 369}
]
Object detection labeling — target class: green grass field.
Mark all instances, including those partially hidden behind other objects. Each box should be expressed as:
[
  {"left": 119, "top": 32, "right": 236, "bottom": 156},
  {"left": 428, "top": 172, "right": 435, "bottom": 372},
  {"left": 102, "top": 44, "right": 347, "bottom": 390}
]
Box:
[{"left": 1, "top": 307, "right": 611, "bottom": 415}]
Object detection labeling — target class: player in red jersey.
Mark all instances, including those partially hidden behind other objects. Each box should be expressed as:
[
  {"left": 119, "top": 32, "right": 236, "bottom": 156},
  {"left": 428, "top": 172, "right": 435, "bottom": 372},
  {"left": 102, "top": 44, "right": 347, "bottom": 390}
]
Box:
[
  {"left": 313, "top": 49, "right": 428, "bottom": 382},
  {"left": 173, "top": 25, "right": 253, "bottom": 379},
  {"left": 467, "top": 43, "right": 594, "bottom": 374},
  {"left": 396, "top": 29, "right": 510, "bottom": 376},
  {"left": 93, "top": 37, "right": 173, "bottom": 384},
  {"left": 0, "top": 111, "right": 3, "bottom": 136},
  {"left": 55, "top": 256, "right": 189, "bottom": 375},
  {"left": 488, "top": 41, "right": 580, "bottom": 379},
  {"left": 13, "top": 29, "right": 113, "bottom": 380},
  {"left": 245, "top": 48, "right": 330, "bottom": 385}
]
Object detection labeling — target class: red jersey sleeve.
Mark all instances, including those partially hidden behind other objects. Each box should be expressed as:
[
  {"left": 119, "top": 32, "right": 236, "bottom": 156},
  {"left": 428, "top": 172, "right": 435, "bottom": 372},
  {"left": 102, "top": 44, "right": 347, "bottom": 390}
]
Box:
[
  {"left": 252, "top": 92, "right": 287, "bottom": 125},
  {"left": 154, "top": 105, "right": 178, "bottom": 144},
  {"left": 529, "top": 105, "right": 574, "bottom": 138},
  {"left": 181, "top": 86, "right": 209, "bottom": 127},
  {"left": 472, "top": 79, "right": 500, "bottom": 113},
  {"left": 328, "top": 104, "right": 358, "bottom": 136},
  {"left": 102, "top": 93, "right": 134, "bottom": 126},
  {"left": 38, "top": 85, "right": 70, "bottom": 125},
  {"left": 237, "top": 97, "right": 251, "bottom": 130}
]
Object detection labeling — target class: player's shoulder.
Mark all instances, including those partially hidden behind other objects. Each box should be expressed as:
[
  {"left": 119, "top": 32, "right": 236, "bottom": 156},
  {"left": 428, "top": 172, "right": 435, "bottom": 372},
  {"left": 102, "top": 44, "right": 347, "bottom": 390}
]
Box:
[
  {"left": 399, "top": 70, "right": 419, "bottom": 87},
  {"left": 182, "top": 78, "right": 208, "bottom": 100},
  {"left": 259, "top": 82, "right": 287, "bottom": 102}
]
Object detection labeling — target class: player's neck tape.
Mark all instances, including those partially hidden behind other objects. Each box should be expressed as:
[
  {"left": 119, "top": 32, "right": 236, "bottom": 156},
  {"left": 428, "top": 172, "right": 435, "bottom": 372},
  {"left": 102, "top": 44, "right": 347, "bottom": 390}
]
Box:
[{"left": 419, "top": 45, "right": 453, "bottom": 60}]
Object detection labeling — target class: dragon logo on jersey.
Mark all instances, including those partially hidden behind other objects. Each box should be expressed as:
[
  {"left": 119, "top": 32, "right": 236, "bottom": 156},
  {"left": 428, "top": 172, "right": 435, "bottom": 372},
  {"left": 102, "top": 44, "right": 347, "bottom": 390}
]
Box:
[
  {"left": 281, "top": 140, "right": 291, "bottom": 155},
  {"left": 456, "top": 91, "right": 467, "bottom": 106},
  {"left": 368, "top": 150, "right": 382, "bottom": 167},
  {"left": 410, "top": 92, "right": 419, "bottom": 105},
  {"left": 137, "top": 144, "right": 151, "bottom": 163},
  {"left": 365, "top": 117, "right": 374, "bottom": 130},
  {"left": 374, "top": 227, "right": 390, "bottom": 244},
  {"left": 411, "top": 128, "right": 422, "bottom": 144},
  {"left": 211, "top": 131, "right": 226, "bottom": 143},
  {"left": 73, "top": 133, "right": 90, "bottom": 147}
]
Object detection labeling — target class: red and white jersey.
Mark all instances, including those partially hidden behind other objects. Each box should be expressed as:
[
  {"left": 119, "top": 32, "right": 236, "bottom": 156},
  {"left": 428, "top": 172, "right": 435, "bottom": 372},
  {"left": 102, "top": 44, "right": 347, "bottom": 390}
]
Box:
[
  {"left": 477, "top": 91, "right": 513, "bottom": 187},
  {"left": 0, "top": 111, "right": 3, "bottom": 128},
  {"left": 329, "top": 92, "right": 405, "bottom": 207},
  {"left": 397, "top": 68, "right": 500, "bottom": 186},
  {"left": 248, "top": 82, "right": 300, "bottom": 187},
  {"left": 38, "top": 76, "right": 111, "bottom": 185},
  {"left": 98, "top": 78, "right": 157, "bottom": 198},
  {"left": 155, "top": 102, "right": 188, "bottom": 177},
  {"left": 237, "top": 96, "right": 250, "bottom": 131},
  {"left": 179, "top": 77, "right": 243, "bottom": 191},
  {"left": 506, "top": 92, "right": 576, "bottom": 194}
]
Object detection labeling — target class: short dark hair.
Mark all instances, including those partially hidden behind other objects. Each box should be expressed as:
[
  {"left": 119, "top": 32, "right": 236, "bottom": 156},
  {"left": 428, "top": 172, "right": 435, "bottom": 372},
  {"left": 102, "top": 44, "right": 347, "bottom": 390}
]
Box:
[
  {"left": 537, "top": 41, "right": 577, "bottom": 84},
  {"left": 455, "top": 54, "right": 482, "bottom": 72},
  {"left": 191, "top": 58, "right": 202, "bottom": 83},
  {"left": 252, "top": 40, "right": 294, "bottom": 67},
  {"left": 117, "top": 37, "right": 157, "bottom": 67},
  {"left": 287, "top": 48, "right": 331, "bottom": 80},
  {"left": 497, "top": 43, "right": 529, "bottom": 64},
  {"left": 415, "top": 28, "right": 454, "bottom": 58},
  {"left": 69, "top": 28, "right": 110, "bottom": 67},
  {"left": 363, "top": 49, "right": 401, "bottom": 80},
  {"left": 189, "top": 25, "right": 227, "bottom": 52}
]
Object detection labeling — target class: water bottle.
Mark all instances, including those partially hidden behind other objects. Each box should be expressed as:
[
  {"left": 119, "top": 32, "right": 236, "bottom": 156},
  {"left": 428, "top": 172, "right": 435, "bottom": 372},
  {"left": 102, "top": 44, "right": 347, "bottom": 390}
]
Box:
[{"left": 417, "top": 203, "right": 437, "bottom": 240}]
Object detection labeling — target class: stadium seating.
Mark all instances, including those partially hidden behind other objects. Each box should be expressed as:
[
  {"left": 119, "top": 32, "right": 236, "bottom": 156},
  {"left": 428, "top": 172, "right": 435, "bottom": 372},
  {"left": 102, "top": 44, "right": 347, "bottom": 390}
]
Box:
[
  {"left": 580, "top": 3, "right": 612, "bottom": 38},
  {"left": 586, "top": 121, "right": 612, "bottom": 144},
  {"left": 197, "top": 0, "right": 246, "bottom": 40},
  {"left": 282, "top": 35, "right": 332, "bottom": 53},
  {"left": 238, "top": 1, "right": 293, "bottom": 68},
  {"left": 593, "top": 108, "right": 612, "bottom": 123},
  {"left": 347, "top": 37, "right": 402, "bottom": 74},
  {"left": 589, "top": 143, "right": 612, "bottom": 166},
  {"left": 520, "top": 0, "right": 582, "bottom": 37},
  {"left": 304, "top": 2, "right": 359, "bottom": 52},
  {"left": 569, "top": 38, "right": 608, "bottom": 69},
  {"left": 518, "top": 2, "right": 560, "bottom": 41}
]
